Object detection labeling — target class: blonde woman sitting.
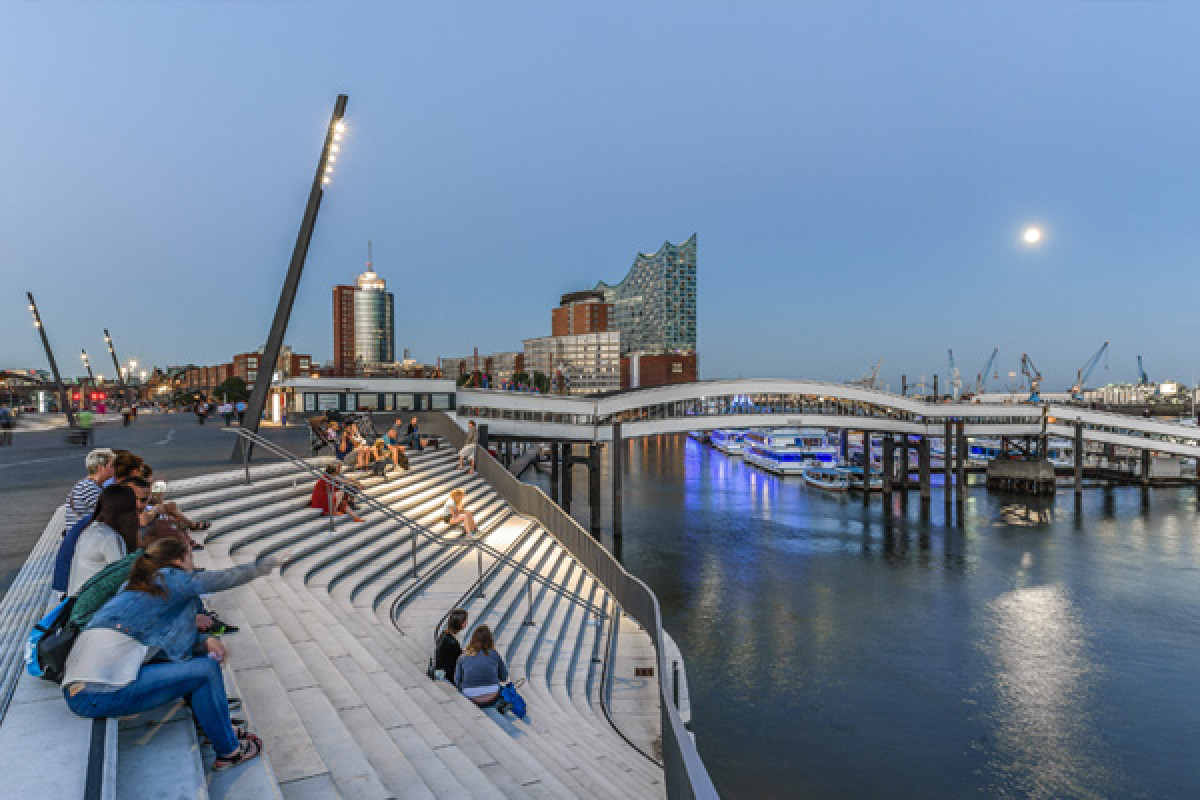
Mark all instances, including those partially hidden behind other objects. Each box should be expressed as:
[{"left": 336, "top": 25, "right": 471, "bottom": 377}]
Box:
[{"left": 441, "top": 488, "right": 477, "bottom": 536}]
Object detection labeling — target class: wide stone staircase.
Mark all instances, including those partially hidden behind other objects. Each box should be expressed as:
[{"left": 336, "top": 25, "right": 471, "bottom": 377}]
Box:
[{"left": 174, "top": 445, "right": 666, "bottom": 798}]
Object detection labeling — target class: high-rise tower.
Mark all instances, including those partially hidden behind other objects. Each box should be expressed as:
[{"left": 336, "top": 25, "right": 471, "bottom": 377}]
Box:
[{"left": 333, "top": 242, "right": 395, "bottom": 376}]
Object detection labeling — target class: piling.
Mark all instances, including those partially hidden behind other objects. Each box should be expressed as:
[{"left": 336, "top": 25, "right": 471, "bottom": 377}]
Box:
[
  {"left": 611, "top": 423, "right": 624, "bottom": 545},
  {"left": 882, "top": 434, "right": 894, "bottom": 510},
  {"left": 549, "top": 442, "right": 560, "bottom": 503},
  {"left": 943, "top": 419, "right": 954, "bottom": 508},
  {"left": 1074, "top": 420, "right": 1084, "bottom": 496},
  {"left": 588, "top": 443, "right": 602, "bottom": 538},
  {"left": 918, "top": 437, "right": 931, "bottom": 518}
]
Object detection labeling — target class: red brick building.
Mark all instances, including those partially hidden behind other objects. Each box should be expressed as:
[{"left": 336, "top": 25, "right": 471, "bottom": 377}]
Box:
[
  {"left": 620, "top": 352, "right": 698, "bottom": 390},
  {"left": 551, "top": 290, "right": 612, "bottom": 337}
]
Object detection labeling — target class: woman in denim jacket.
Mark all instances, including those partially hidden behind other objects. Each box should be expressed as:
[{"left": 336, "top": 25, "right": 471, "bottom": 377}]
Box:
[{"left": 62, "top": 536, "right": 282, "bottom": 770}]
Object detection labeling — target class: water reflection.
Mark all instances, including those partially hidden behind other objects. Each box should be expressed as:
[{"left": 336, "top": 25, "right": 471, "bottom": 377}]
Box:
[{"left": 981, "top": 584, "right": 1124, "bottom": 798}]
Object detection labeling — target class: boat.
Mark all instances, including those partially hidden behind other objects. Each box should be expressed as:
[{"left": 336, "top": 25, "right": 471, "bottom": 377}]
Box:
[
  {"left": 843, "top": 465, "right": 884, "bottom": 491},
  {"left": 710, "top": 429, "right": 747, "bottom": 455},
  {"left": 802, "top": 464, "right": 853, "bottom": 492},
  {"left": 688, "top": 430, "right": 711, "bottom": 445},
  {"left": 743, "top": 428, "right": 839, "bottom": 475}
]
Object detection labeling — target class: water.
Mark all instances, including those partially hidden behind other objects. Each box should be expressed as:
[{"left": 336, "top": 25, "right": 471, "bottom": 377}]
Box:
[{"left": 525, "top": 435, "right": 1200, "bottom": 799}]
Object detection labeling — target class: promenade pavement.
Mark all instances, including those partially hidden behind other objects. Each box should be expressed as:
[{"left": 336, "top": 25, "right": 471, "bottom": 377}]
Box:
[{"left": 0, "top": 412, "right": 308, "bottom": 600}]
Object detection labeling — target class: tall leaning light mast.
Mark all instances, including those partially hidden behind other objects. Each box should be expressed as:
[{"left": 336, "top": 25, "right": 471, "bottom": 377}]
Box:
[
  {"left": 26, "top": 292, "right": 76, "bottom": 429},
  {"left": 234, "top": 94, "right": 348, "bottom": 461}
]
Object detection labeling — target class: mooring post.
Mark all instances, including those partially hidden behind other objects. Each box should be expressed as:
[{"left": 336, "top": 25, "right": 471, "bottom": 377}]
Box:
[
  {"left": 562, "top": 443, "right": 573, "bottom": 514},
  {"left": 611, "top": 422, "right": 623, "bottom": 544},
  {"left": 588, "top": 443, "right": 602, "bottom": 538}
]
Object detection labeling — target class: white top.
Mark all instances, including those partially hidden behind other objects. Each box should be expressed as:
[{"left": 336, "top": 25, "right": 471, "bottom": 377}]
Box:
[
  {"left": 441, "top": 497, "right": 458, "bottom": 519},
  {"left": 63, "top": 627, "right": 149, "bottom": 690},
  {"left": 68, "top": 522, "right": 127, "bottom": 596}
]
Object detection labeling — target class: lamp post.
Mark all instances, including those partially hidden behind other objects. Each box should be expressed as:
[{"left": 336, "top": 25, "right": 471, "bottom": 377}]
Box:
[
  {"left": 26, "top": 292, "right": 76, "bottom": 428},
  {"left": 104, "top": 329, "right": 130, "bottom": 406},
  {"left": 235, "top": 94, "right": 349, "bottom": 461},
  {"left": 80, "top": 350, "right": 96, "bottom": 409}
]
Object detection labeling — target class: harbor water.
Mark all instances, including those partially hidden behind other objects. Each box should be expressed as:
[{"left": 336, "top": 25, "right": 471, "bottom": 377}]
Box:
[{"left": 525, "top": 434, "right": 1200, "bottom": 799}]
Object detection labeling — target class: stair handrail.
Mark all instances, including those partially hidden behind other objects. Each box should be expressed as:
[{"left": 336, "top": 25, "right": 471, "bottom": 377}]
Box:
[
  {"left": 224, "top": 427, "right": 605, "bottom": 616},
  {"left": 418, "top": 412, "right": 720, "bottom": 800}
]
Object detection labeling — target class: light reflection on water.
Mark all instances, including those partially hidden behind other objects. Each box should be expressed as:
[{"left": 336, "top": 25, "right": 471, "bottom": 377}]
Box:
[{"left": 525, "top": 435, "right": 1200, "bottom": 799}]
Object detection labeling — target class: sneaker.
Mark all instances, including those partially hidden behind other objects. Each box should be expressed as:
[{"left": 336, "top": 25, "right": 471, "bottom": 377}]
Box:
[{"left": 495, "top": 699, "right": 512, "bottom": 714}]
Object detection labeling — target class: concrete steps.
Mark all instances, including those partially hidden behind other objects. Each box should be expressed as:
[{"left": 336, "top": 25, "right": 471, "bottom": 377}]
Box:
[{"left": 173, "top": 450, "right": 663, "bottom": 799}]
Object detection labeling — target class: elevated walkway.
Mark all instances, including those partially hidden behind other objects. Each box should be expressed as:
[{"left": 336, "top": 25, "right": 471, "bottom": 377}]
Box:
[{"left": 0, "top": 440, "right": 697, "bottom": 798}]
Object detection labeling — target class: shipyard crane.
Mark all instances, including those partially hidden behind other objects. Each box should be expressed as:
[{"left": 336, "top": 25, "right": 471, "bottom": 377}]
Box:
[
  {"left": 1020, "top": 353, "right": 1043, "bottom": 403},
  {"left": 856, "top": 359, "right": 883, "bottom": 390},
  {"left": 974, "top": 347, "right": 1000, "bottom": 396},
  {"left": 1137, "top": 355, "right": 1151, "bottom": 386},
  {"left": 947, "top": 349, "right": 962, "bottom": 400},
  {"left": 1071, "top": 340, "right": 1109, "bottom": 401}
]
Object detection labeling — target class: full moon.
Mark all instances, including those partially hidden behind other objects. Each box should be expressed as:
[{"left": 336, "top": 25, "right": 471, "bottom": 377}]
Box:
[{"left": 1023, "top": 226, "right": 1043, "bottom": 245}]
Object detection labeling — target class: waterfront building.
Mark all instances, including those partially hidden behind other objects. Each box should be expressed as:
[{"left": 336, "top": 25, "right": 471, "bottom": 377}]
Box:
[
  {"left": 552, "top": 290, "right": 612, "bottom": 337},
  {"left": 595, "top": 234, "right": 697, "bottom": 357},
  {"left": 333, "top": 247, "right": 395, "bottom": 377},
  {"left": 523, "top": 332, "right": 622, "bottom": 395},
  {"left": 178, "top": 345, "right": 312, "bottom": 395},
  {"left": 437, "top": 352, "right": 525, "bottom": 386},
  {"left": 280, "top": 376, "right": 456, "bottom": 414}
]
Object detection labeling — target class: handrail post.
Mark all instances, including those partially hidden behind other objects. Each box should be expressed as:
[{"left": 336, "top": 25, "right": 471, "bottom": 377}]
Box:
[
  {"left": 523, "top": 574, "right": 535, "bottom": 626},
  {"left": 326, "top": 478, "right": 335, "bottom": 533},
  {"left": 475, "top": 535, "right": 484, "bottom": 599},
  {"left": 242, "top": 435, "right": 251, "bottom": 485},
  {"left": 411, "top": 526, "right": 419, "bottom": 578}
]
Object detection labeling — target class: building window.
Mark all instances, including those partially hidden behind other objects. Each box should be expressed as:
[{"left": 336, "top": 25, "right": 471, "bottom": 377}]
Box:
[{"left": 316, "top": 393, "right": 340, "bottom": 411}]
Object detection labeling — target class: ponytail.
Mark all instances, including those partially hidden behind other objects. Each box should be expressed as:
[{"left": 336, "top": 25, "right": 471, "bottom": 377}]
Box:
[{"left": 127, "top": 537, "right": 188, "bottom": 598}]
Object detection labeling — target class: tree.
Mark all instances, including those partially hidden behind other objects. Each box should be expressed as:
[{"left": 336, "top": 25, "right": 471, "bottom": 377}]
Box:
[
  {"left": 511, "top": 371, "right": 530, "bottom": 388},
  {"left": 215, "top": 376, "right": 250, "bottom": 402},
  {"left": 531, "top": 371, "right": 550, "bottom": 393}
]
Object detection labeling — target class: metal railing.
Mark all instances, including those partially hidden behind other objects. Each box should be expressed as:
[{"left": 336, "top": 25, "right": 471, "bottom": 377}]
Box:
[
  {"left": 227, "top": 428, "right": 604, "bottom": 617},
  {"left": 420, "top": 412, "right": 720, "bottom": 800}
]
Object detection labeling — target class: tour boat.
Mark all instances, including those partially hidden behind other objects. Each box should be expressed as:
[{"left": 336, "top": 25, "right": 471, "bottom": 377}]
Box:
[
  {"left": 802, "top": 464, "right": 853, "bottom": 492},
  {"left": 843, "top": 465, "right": 884, "bottom": 492},
  {"left": 743, "top": 428, "right": 839, "bottom": 475},
  {"left": 710, "top": 429, "right": 747, "bottom": 455},
  {"left": 688, "top": 431, "right": 711, "bottom": 445}
]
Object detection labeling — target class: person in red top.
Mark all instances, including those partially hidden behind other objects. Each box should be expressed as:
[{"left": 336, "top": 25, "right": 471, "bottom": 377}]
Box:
[{"left": 308, "top": 464, "right": 363, "bottom": 521}]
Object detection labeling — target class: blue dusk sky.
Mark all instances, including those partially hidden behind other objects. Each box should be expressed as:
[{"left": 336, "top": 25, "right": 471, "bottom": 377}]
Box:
[{"left": 2, "top": 1, "right": 1197, "bottom": 392}]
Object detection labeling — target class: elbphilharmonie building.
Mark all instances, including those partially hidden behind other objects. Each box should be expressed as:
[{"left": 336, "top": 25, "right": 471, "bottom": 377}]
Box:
[{"left": 595, "top": 234, "right": 697, "bottom": 356}]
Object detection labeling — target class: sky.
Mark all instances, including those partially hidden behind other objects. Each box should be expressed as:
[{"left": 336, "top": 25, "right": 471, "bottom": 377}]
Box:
[{"left": 2, "top": 1, "right": 1198, "bottom": 393}]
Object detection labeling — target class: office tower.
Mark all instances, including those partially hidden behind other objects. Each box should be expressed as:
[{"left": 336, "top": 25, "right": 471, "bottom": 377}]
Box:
[{"left": 333, "top": 244, "right": 395, "bottom": 376}]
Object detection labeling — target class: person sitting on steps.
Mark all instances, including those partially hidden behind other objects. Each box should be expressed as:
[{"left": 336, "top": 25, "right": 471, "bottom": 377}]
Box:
[
  {"left": 309, "top": 464, "right": 364, "bottom": 522},
  {"left": 434, "top": 609, "right": 468, "bottom": 681},
  {"left": 61, "top": 537, "right": 284, "bottom": 771},
  {"left": 457, "top": 420, "right": 478, "bottom": 474},
  {"left": 441, "top": 488, "right": 476, "bottom": 536},
  {"left": 454, "top": 624, "right": 510, "bottom": 710}
]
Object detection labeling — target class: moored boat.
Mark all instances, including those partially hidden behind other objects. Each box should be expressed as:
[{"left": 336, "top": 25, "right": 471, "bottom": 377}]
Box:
[
  {"left": 802, "top": 464, "right": 853, "bottom": 492},
  {"left": 743, "top": 428, "right": 839, "bottom": 475},
  {"left": 710, "top": 429, "right": 747, "bottom": 455}
]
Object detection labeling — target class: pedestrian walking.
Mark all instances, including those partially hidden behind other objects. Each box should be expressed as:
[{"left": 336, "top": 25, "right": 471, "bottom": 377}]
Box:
[{"left": 0, "top": 404, "right": 13, "bottom": 446}]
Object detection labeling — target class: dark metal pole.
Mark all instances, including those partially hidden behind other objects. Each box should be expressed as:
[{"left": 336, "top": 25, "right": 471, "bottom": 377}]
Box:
[
  {"left": 955, "top": 420, "right": 967, "bottom": 502},
  {"left": 588, "top": 442, "right": 602, "bottom": 538},
  {"left": 102, "top": 329, "right": 128, "bottom": 406},
  {"left": 26, "top": 293, "right": 76, "bottom": 429},
  {"left": 562, "top": 443, "right": 573, "bottom": 513},
  {"left": 861, "top": 431, "right": 870, "bottom": 507},
  {"left": 80, "top": 350, "right": 95, "bottom": 410},
  {"left": 1074, "top": 419, "right": 1084, "bottom": 496},
  {"left": 882, "top": 434, "right": 894, "bottom": 510},
  {"left": 549, "top": 441, "right": 560, "bottom": 503},
  {"left": 234, "top": 94, "right": 349, "bottom": 462},
  {"left": 918, "top": 436, "right": 931, "bottom": 518},
  {"left": 944, "top": 418, "right": 954, "bottom": 508}
]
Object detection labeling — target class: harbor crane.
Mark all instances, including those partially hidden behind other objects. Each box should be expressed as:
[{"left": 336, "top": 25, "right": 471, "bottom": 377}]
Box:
[
  {"left": 947, "top": 349, "right": 962, "bottom": 400},
  {"left": 1137, "top": 355, "right": 1151, "bottom": 386},
  {"left": 856, "top": 359, "right": 882, "bottom": 390},
  {"left": 1020, "top": 353, "right": 1043, "bottom": 403},
  {"left": 1071, "top": 340, "right": 1109, "bottom": 401},
  {"left": 974, "top": 347, "right": 1000, "bottom": 396}
]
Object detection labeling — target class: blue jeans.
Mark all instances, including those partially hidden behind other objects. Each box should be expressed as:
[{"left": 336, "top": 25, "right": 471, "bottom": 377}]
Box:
[{"left": 65, "top": 656, "right": 238, "bottom": 756}]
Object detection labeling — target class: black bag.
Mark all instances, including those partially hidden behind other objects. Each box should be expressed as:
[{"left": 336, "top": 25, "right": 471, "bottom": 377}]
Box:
[{"left": 26, "top": 597, "right": 81, "bottom": 684}]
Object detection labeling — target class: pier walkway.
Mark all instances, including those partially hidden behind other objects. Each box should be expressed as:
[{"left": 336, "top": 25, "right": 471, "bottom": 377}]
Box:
[{"left": 0, "top": 415, "right": 712, "bottom": 799}]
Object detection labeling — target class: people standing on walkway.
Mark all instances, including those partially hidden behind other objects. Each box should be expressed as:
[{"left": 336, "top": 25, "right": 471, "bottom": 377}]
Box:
[
  {"left": 454, "top": 624, "right": 508, "bottom": 708},
  {"left": 195, "top": 401, "right": 207, "bottom": 425},
  {"left": 235, "top": 399, "right": 247, "bottom": 425},
  {"left": 457, "top": 420, "right": 478, "bottom": 473},
  {"left": 435, "top": 609, "right": 468, "bottom": 681},
  {"left": 64, "top": 448, "right": 116, "bottom": 533},
  {"left": 61, "top": 537, "right": 282, "bottom": 771},
  {"left": 219, "top": 401, "right": 234, "bottom": 427},
  {"left": 441, "top": 488, "right": 477, "bottom": 535},
  {"left": 0, "top": 404, "right": 15, "bottom": 445},
  {"left": 67, "top": 483, "right": 140, "bottom": 595}
]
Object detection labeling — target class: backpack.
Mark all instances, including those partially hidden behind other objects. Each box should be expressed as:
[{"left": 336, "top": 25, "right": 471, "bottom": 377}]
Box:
[
  {"left": 500, "top": 680, "right": 527, "bottom": 719},
  {"left": 25, "top": 597, "right": 81, "bottom": 683}
]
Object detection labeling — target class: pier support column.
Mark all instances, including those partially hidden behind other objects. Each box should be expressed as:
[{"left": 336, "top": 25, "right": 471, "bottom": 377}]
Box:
[
  {"left": 944, "top": 419, "right": 954, "bottom": 509},
  {"left": 588, "top": 443, "right": 602, "bottom": 538},
  {"left": 1074, "top": 420, "right": 1084, "bottom": 496},
  {"left": 882, "top": 434, "right": 894, "bottom": 511},
  {"left": 611, "top": 423, "right": 623, "bottom": 548},
  {"left": 478, "top": 424, "right": 489, "bottom": 454},
  {"left": 918, "top": 437, "right": 931, "bottom": 519},
  {"left": 1141, "top": 450, "right": 1151, "bottom": 486},
  {"left": 839, "top": 429, "right": 849, "bottom": 463},
  {"left": 562, "top": 444, "right": 574, "bottom": 514},
  {"left": 861, "top": 431, "right": 871, "bottom": 507},
  {"left": 955, "top": 420, "right": 967, "bottom": 504},
  {"left": 899, "top": 436, "right": 910, "bottom": 505},
  {"left": 549, "top": 442, "right": 559, "bottom": 503}
]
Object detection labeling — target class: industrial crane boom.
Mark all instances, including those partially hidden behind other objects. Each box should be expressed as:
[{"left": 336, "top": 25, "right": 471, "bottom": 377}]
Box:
[
  {"left": 975, "top": 347, "right": 999, "bottom": 395},
  {"left": 1021, "top": 353, "right": 1043, "bottom": 403},
  {"left": 1071, "top": 340, "right": 1109, "bottom": 400}
]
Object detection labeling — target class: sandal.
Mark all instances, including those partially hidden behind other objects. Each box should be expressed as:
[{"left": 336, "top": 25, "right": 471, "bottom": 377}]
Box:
[
  {"left": 213, "top": 733, "right": 262, "bottom": 771},
  {"left": 189, "top": 521, "right": 213, "bottom": 531}
]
